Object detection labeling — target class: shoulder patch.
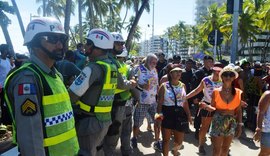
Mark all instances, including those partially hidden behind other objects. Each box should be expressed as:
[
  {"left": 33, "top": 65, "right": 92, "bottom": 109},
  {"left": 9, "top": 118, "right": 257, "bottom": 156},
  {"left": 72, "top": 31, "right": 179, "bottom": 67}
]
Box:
[
  {"left": 75, "top": 72, "right": 87, "bottom": 85},
  {"left": 21, "top": 99, "right": 37, "bottom": 116},
  {"left": 18, "top": 83, "right": 37, "bottom": 95}
]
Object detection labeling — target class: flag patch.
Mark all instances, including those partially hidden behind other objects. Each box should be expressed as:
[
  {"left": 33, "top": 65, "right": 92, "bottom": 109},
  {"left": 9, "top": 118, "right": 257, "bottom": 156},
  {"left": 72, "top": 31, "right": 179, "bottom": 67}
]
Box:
[{"left": 18, "top": 84, "right": 37, "bottom": 95}]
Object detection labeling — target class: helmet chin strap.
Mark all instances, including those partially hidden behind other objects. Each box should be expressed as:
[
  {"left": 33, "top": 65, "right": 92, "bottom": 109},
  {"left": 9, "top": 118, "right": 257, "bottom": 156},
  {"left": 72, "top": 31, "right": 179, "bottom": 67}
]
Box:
[{"left": 40, "top": 45, "right": 63, "bottom": 61}]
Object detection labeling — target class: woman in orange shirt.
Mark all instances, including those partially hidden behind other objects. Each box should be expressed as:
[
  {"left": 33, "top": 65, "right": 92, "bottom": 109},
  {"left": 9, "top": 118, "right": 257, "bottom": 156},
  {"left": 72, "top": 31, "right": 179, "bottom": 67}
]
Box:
[{"left": 200, "top": 65, "right": 244, "bottom": 156}]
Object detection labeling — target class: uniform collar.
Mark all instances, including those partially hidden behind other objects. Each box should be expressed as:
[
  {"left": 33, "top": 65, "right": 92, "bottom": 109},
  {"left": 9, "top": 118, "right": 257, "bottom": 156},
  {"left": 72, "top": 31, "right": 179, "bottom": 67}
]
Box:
[
  {"left": 30, "top": 55, "right": 57, "bottom": 76},
  {"left": 94, "top": 54, "right": 109, "bottom": 61}
]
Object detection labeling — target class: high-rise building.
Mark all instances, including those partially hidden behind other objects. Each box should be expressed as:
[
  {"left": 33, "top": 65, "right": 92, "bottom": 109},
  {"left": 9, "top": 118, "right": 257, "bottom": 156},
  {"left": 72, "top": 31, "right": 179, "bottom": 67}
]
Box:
[{"left": 195, "top": 0, "right": 226, "bottom": 24}]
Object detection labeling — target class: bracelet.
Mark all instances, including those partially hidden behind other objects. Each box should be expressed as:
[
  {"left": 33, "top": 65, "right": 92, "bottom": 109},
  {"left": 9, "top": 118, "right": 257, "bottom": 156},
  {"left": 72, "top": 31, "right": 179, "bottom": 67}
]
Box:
[{"left": 238, "top": 122, "right": 244, "bottom": 126}]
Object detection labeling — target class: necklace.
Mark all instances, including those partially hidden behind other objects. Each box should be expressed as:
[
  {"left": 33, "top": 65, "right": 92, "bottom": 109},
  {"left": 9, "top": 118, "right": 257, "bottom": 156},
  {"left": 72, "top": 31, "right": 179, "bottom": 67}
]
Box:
[
  {"left": 222, "top": 87, "right": 232, "bottom": 104},
  {"left": 223, "top": 88, "right": 231, "bottom": 94}
]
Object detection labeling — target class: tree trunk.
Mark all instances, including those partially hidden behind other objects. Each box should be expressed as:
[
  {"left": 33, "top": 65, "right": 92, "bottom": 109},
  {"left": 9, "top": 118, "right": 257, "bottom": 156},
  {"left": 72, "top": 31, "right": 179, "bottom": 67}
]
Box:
[
  {"left": 11, "top": 0, "right": 25, "bottom": 37},
  {"left": 88, "top": 0, "right": 94, "bottom": 29},
  {"left": 64, "top": 0, "right": 72, "bottom": 51},
  {"left": 0, "top": 23, "right": 14, "bottom": 56},
  {"left": 78, "top": 0, "right": 83, "bottom": 43},
  {"left": 126, "top": 0, "right": 149, "bottom": 53},
  {"left": 43, "top": 0, "right": 46, "bottom": 17}
]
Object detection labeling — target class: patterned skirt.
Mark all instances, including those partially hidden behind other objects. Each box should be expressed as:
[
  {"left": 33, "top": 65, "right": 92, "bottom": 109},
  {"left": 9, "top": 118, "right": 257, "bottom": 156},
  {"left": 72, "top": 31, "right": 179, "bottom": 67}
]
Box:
[{"left": 209, "top": 112, "right": 237, "bottom": 137}]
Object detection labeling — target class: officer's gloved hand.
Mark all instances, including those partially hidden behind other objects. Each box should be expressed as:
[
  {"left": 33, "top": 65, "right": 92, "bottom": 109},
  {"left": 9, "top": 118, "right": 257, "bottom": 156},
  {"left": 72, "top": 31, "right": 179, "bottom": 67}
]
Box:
[{"left": 107, "top": 120, "right": 121, "bottom": 136}]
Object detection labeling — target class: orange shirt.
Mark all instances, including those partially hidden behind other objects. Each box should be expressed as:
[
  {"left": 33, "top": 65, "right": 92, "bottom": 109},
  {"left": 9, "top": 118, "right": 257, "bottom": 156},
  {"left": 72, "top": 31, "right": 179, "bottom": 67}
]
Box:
[{"left": 214, "top": 88, "right": 242, "bottom": 110}]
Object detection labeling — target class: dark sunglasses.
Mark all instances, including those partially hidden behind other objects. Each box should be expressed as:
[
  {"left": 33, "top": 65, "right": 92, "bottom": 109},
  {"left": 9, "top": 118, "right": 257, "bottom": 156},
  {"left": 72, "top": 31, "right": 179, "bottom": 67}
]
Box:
[
  {"left": 115, "top": 41, "right": 125, "bottom": 46},
  {"left": 222, "top": 72, "right": 235, "bottom": 77},
  {"left": 42, "top": 35, "right": 68, "bottom": 44}
]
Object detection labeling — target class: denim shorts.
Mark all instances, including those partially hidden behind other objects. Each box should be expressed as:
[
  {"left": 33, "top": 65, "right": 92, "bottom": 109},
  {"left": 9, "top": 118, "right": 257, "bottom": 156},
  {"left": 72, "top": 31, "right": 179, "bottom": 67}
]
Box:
[{"left": 261, "top": 132, "right": 270, "bottom": 148}]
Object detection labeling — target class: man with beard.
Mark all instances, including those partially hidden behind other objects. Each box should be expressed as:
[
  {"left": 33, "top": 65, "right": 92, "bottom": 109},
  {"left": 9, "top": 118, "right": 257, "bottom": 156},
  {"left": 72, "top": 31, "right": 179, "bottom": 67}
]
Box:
[
  {"left": 103, "top": 32, "right": 137, "bottom": 156},
  {"left": 69, "top": 29, "right": 122, "bottom": 156},
  {"left": 4, "top": 17, "right": 79, "bottom": 156},
  {"left": 131, "top": 54, "right": 160, "bottom": 151}
]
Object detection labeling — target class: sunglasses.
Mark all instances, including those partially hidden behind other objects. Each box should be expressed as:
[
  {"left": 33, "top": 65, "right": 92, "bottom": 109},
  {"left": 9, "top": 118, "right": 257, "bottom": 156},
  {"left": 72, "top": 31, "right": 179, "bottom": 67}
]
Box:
[
  {"left": 222, "top": 72, "right": 235, "bottom": 77},
  {"left": 115, "top": 41, "right": 125, "bottom": 46},
  {"left": 86, "top": 39, "right": 93, "bottom": 46},
  {"left": 42, "top": 35, "right": 68, "bottom": 44}
]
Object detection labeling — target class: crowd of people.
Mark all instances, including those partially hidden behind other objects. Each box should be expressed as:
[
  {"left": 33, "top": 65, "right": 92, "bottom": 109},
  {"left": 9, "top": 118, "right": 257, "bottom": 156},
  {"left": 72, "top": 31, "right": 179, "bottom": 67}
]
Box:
[{"left": 0, "top": 17, "right": 270, "bottom": 156}]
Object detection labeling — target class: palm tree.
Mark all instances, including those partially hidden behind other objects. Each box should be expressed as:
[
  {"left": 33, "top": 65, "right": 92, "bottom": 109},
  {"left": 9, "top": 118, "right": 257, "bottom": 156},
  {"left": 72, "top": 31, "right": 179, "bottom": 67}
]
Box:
[
  {"left": 0, "top": 1, "right": 15, "bottom": 55},
  {"left": 63, "top": 0, "right": 72, "bottom": 51},
  {"left": 198, "top": 3, "right": 227, "bottom": 60},
  {"left": 257, "top": 0, "right": 270, "bottom": 62},
  {"left": 82, "top": 0, "right": 107, "bottom": 29},
  {"left": 78, "top": 0, "right": 83, "bottom": 43},
  {"left": 118, "top": 0, "right": 133, "bottom": 28},
  {"left": 37, "top": 0, "right": 67, "bottom": 19},
  {"left": 126, "top": 0, "right": 150, "bottom": 52},
  {"left": 11, "top": 0, "right": 25, "bottom": 38}
]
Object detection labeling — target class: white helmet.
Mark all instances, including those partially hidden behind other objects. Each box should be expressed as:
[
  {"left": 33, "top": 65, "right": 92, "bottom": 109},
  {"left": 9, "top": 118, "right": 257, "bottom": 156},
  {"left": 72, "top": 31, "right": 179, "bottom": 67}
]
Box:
[
  {"left": 86, "top": 28, "right": 113, "bottom": 50},
  {"left": 116, "top": 48, "right": 128, "bottom": 58},
  {"left": 24, "top": 17, "right": 66, "bottom": 45},
  {"left": 111, "top": 32, "right": 125, "bottom": 43}
]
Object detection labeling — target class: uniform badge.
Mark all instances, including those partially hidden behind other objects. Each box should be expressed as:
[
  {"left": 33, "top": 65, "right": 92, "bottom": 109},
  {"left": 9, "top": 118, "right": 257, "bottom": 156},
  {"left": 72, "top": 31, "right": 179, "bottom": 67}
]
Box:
[
  {"left": 75, "top": 72, "right": 86, "bottom": 85},
  {"left": 21, "top": 99, "right": 37, "bottom": 116},
  {"left": 18, "top": 83, "right": 37, "bottom": 95}
]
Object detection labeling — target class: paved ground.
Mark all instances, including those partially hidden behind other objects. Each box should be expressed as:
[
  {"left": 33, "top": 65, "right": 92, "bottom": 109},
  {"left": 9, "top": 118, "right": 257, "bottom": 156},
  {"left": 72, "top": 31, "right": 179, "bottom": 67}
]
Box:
[
  {"left": 113, "top": 119, "right": 260, "bottom": 156},
  {"left": 1, "top": 119, "right": 260, "bottom": 156}
]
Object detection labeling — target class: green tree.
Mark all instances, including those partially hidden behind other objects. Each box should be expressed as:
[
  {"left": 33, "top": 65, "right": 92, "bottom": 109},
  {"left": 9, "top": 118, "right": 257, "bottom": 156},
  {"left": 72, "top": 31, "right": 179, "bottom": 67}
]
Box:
[
  {"left": 0, "top": 1, "right": 14, "bottom": 55},
  {"left": 126, "top": 0, "right": 150, "bottom": 52},
  {"left": 257, "top": 0, "right": 270, "bottom": 62},
  {"left": 11, "top": 0, "right": 25, "bottom": 38}
]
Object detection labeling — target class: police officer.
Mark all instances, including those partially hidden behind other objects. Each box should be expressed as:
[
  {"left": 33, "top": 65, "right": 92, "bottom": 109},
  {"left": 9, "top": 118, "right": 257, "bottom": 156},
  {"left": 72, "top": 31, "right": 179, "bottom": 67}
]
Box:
[
  {"left": 68, "top": 28, "right": 118, "bottom": 156},
  {"left": 4, "top": 17, "right": 79, "bottom": 156},
  {"left": 103, "top": 32, "right": 136, "bottom": 156}
]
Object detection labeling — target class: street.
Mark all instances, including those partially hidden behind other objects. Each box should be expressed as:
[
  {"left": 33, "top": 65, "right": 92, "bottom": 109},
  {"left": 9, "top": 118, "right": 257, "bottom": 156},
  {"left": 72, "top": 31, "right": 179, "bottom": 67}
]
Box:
[{"left": 113, "top": 119, "right": 260, "bottom": 156}]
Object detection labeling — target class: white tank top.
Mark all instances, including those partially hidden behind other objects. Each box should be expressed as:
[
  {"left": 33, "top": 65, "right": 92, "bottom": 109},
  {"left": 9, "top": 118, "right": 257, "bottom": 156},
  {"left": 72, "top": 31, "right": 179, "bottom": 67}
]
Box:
[
  {"left": 202, "top": 76, "right": 222, "bottom": 103},
  {"left": 136, "top": 64, "right": 159, "bottom": 104},
  {"left": 163, "top": 81, "right": 186, "bottom": 107},
  {"left": 262, "top": 104, "right": 270, "bottom": 132}
]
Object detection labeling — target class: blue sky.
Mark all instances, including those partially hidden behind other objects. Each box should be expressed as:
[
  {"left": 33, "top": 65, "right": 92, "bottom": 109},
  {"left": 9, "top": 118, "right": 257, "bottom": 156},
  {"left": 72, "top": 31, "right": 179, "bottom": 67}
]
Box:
[{"left": 0, "top": 0, "right": 195, "bottom": 54}]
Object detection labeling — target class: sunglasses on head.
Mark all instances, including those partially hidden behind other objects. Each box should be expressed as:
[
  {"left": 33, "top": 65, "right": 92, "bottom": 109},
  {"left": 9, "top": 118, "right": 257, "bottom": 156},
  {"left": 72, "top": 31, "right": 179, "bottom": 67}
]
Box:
[
  {"left": 222, "top": 72, "right": 235, "bottom": 77},
  {"left": 42, "top": 34, "right": 68, "bottom": 45}
]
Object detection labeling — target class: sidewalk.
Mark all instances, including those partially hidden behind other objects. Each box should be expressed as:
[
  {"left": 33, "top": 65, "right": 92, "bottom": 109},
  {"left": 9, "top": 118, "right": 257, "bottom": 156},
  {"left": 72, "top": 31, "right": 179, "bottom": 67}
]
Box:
[{"left": 114, "top": 119, "right": 260, "bottom": 156}]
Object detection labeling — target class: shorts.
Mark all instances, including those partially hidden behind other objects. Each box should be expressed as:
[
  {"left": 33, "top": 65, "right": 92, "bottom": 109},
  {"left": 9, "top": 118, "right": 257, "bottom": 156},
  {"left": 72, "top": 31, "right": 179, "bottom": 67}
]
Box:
[
  {"left": 161, "top": 106, "right": 189, "bottom": 132},
  {"left": 209, "top": 112, "right": 237, "bottom": 137},
  {"left": 200, "top": 101, "right": 215, "bottom": 117},
  {"left": 261, "top": 132, "right": 270, "bottom": 148},
  {"left": 133, "top": 103, "right": 157, "bottom": 127}
]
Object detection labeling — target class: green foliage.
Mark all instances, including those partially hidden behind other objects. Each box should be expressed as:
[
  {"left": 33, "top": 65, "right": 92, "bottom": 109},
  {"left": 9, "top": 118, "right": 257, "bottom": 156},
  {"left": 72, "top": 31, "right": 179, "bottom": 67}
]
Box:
[{"left": 0, "top": 1, "right": 15, "bottom": 26}]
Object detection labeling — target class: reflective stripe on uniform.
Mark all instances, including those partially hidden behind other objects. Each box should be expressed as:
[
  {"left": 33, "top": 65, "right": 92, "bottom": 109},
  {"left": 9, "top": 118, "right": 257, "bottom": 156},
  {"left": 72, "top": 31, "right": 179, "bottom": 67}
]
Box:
[
  {"left": 103, "top": 83, "right": 117, "bottom": 90},
  {"left": 44, "top": 111, "right": 73, "bottom": 127},
  {"left": 43, "top": 128, "right": 76, "bottom": 147},
  {"left": 42, "top": 92, "right": 70, "bottom": 105},
  {"left": 76, "top": 100, "right": 112, "bottom": 113}
]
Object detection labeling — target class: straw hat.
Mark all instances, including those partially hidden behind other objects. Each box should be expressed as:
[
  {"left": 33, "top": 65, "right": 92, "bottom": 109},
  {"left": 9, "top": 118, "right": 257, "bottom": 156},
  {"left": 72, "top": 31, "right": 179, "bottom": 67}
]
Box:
[
  {"left": 219, "top": 65, "right": 239, "bottom": 79},
  {"left": 234, "top": 66, "right": 243, "bottom": 73}
]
